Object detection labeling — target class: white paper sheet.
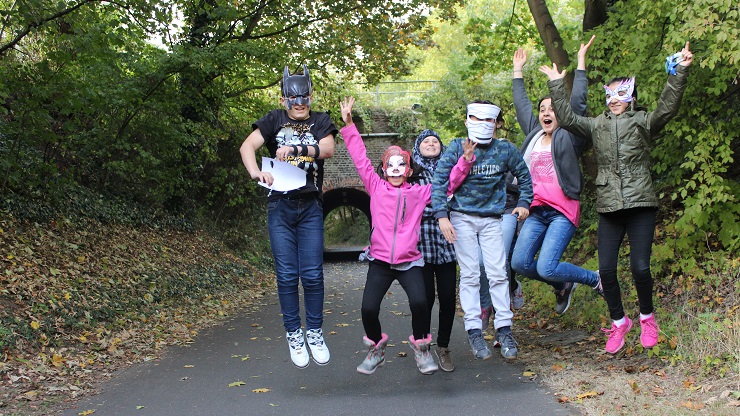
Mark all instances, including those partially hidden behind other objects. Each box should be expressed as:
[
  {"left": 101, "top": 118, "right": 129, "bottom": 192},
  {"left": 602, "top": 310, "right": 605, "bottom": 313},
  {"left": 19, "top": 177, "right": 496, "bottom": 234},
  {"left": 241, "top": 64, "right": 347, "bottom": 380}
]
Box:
[{"left": 258, "top": 157, "right": 307, "bottom": 192}]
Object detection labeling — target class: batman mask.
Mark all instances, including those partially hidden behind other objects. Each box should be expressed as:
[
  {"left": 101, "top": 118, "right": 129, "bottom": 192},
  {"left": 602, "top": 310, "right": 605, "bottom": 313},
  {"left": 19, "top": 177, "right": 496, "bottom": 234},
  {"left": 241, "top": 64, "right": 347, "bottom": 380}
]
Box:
[{"left": 282, "top": 65, "right": 312, "bottom": 109}]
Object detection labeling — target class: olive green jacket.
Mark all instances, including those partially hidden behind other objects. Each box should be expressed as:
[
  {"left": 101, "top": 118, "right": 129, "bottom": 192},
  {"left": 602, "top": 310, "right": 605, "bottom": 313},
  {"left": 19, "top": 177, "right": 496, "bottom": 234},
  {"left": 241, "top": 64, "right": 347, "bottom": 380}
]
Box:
[{"left": 546, "top": 65, "right": 689, "bottom": 213}]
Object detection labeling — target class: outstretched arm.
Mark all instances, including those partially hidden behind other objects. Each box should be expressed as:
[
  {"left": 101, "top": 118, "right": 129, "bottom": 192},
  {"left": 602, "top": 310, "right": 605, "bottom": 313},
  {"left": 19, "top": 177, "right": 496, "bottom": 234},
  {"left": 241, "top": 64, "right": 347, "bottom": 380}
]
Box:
[
  {"left": 647, "top": 41, "right": 692, "bottom": 135},
  {"left": 339, "top": 96, "right": 381, "bottom": 192},
  {"left": 542, "top": 63, "right": 593, "bottom": 139},
  {"left": 512, "top": 48, "right": 539, "bottom": 135},
  {"left": 570, "top": 35, "right": 595, "bottom": 116}
]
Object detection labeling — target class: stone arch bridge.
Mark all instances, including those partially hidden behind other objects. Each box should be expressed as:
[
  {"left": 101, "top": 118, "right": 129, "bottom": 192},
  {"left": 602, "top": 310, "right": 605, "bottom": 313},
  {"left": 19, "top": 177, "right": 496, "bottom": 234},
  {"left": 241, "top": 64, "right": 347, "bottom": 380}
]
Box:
[{"left": 322, "top": 127, "right": 413, "bottom": 234}]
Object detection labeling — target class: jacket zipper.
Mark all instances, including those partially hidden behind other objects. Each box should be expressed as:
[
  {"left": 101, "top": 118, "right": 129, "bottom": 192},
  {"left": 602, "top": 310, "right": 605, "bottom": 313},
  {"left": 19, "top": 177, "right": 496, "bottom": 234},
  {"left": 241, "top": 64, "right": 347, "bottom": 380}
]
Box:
[{"left": 390, "top": 187, "right": 401, "bottom": 263}]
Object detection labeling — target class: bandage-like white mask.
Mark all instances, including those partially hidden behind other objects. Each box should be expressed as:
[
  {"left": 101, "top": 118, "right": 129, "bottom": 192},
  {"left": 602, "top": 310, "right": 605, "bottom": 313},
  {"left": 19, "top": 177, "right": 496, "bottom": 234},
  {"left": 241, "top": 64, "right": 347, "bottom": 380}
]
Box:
[
  {"left": 385, "top": 155, "right": 408, "bottom": 177},
  {"left": 604, "top": 77, "right": 635, "bottom": 105},
  {"left": 466, "top": 103, "right": 501, "bottom": 144}
]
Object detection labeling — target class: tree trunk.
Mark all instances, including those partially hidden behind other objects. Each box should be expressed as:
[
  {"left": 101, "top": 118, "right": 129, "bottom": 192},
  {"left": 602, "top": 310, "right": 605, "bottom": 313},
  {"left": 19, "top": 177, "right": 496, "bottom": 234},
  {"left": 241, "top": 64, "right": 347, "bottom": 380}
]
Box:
[
  {"left": 526, "top": 0, "right": 573, "bottom": 92},
  {"left": 583, "top": 0, "right": 608, "bottom": 32}
]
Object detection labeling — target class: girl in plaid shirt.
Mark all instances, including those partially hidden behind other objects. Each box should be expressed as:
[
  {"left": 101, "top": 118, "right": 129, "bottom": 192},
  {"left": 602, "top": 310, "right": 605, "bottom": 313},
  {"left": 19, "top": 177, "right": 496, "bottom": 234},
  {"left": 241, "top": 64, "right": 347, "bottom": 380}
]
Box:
[{"left": 411, "top": 129, "right": 474, "bottom": 372}]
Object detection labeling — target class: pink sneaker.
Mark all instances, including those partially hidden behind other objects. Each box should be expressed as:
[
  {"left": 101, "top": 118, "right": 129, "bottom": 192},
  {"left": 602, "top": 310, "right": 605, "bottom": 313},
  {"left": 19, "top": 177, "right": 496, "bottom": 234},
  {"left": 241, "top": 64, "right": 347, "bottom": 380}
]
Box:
[
  {"left": 602, "top": 317, "right": 633, "bottom": 354},
  {"left": 640, "top": 315, "right": 660, "bottom": 348}
]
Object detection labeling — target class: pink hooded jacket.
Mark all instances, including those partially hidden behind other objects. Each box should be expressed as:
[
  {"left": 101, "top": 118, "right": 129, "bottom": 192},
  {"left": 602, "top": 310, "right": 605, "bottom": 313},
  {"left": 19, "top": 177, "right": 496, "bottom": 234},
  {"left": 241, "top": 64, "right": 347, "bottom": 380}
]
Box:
[{"left": 341, "top": 124, "right": 472, "bottom": 264}]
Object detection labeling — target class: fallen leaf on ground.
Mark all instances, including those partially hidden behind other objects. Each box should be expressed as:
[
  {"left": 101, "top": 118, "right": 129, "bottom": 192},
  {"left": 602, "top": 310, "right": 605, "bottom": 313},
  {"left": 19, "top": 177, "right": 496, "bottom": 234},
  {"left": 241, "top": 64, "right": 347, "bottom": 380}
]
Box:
[
  {"left": 183, "top": 365, "right": 194, "bottom": 368},
  {"left": 397, "top": 352, "right": 408, "bottom": 357},
  {"left": 522, "top": 371, "right": 536, "bottom": 377},
  {"left": 557, "top": 396, "right": 569, "bottom": 403},
  {"left": 628, "top": 380, "right": 640, "bottom": 394},
  {"left": 228, "top": 381, "right": 246, "bottom": 387},
  {"left": 576, "top": 391, "right": 602, "bottom": 400},
  {"left": 680, "top": 401, "right": 703, "bottom": 410},
  {"left": 252, "top": 388, "right": 270, "bottom": 393}
]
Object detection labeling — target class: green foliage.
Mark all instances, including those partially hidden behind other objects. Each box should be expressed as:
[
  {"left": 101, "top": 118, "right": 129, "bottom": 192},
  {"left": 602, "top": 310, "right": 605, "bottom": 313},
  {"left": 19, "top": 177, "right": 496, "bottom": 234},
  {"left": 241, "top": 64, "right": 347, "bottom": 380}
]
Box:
[
  {"left": 585, "top": 0, "right": 740, "bottom": 277},
  {"left": 409, "top": 0, "right": 738, "bottom": 283},
  {"left": 0, "top": 0, "right": 463, "bottom": 228},
  {"left": 324, "top": 206, "right": 369, "bottom": 247}
]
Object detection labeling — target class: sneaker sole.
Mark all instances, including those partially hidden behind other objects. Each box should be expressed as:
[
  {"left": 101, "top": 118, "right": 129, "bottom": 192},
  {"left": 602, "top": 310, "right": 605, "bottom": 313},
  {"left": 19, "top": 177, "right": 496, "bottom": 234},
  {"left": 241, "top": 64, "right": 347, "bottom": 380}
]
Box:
[
  {"left": 311, "top": 356, "right": 330, "bottom": 366},
  {"left": 556, "top": 283, "right": 578, "bottom": 314},
  {"left": 356, "top": 361, "right": 384, "bottom": 375},
  {"left": 418, "top": 366, "right": 438, "bottom": 375}
]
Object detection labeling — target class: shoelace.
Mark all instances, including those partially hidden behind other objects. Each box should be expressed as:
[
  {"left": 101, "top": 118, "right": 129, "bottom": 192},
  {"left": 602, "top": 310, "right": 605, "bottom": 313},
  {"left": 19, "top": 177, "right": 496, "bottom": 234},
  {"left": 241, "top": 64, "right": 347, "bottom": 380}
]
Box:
[
  {"left": 641, "top": 320, "right": 658, "bottom": 337},
  {"left": 471, "top": 333, "right": 486, "bottom": 349},
  {"left": 601, "top": 325, "right": 627, "bottom": 339},
  {"left": 498, "top": 332, "right": 518, "bottom": 348},
  {"left": 306, "top": 330, "right": 325, "bottom": 346},
  {"left": 287, "top": 333, "right": 304, "bottom": 349}
]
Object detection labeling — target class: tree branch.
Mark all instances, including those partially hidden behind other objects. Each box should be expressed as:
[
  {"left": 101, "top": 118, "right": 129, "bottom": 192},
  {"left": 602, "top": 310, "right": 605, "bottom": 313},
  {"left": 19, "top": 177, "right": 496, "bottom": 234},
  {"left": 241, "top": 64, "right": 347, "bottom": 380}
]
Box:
[{"left": 0, "top": 0, "right": 100, "bottom": 56}]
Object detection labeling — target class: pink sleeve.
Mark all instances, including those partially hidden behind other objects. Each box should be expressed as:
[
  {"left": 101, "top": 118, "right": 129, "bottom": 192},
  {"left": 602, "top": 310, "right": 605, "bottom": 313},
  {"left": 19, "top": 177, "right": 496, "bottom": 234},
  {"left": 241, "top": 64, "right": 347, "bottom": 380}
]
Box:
[
  {"left": 447, "top": 155, "right": 475, "bottom": 196},
  {"left": 340, "top": 124, "right": 381, "bottom": 193}
]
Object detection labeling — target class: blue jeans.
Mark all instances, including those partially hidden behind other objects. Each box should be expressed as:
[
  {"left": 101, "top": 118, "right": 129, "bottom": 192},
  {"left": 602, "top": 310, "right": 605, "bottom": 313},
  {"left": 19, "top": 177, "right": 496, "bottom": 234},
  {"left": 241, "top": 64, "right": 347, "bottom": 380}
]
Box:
[
  {"left": 479, "top": 213, "right": 518, "bottom": 310},
  {"left": 511, "top": 205, "right": 598, "bottom": 290},
  {"left": 267, "top": 196, "right": 325, "bottom": 332}
]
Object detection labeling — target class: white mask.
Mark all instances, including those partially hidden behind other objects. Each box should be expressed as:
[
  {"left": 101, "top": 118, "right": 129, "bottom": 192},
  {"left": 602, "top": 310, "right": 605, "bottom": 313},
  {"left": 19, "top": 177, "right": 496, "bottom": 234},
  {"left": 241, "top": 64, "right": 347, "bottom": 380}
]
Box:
[
  {"left": 466, "top": 103, "right": 501, "bottom": 144},
  {"left": 385, "top": 155, "right": 407, "bottom": 177},
  {"left": 466, "top": 119, "right": 496, "bottom": 144},
  {"left": 604, "top": 77, "right": 635, "bottom": 105}
]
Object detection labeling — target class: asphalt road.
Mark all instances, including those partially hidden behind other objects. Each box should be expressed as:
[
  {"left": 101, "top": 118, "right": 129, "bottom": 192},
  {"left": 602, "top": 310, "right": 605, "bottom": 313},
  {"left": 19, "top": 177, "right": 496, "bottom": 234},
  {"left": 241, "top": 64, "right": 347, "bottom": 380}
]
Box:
[{"left": 63, "top": 260, "right": 575, "bottom": 416}]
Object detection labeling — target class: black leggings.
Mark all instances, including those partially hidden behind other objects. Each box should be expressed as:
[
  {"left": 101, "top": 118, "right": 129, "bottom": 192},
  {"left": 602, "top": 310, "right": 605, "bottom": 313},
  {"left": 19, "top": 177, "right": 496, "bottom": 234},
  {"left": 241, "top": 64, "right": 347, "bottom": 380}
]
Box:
[
  {"left": 422, "top": 262, "right": 457, "bottom": 348},
  {"left": 598, "top": 208, "right": 656, "bottom": 320},
  {"left": 361, "top": 260, "right": 430, "bottom": 343}
]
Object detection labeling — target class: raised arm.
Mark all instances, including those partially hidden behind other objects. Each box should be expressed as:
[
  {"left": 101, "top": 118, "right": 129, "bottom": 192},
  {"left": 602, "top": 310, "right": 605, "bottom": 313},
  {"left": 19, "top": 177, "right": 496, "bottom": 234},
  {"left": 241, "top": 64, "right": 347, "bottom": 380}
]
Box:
[
  {"left": 571, "top": 35, "right": 595, "bottom": 116},
  {"left": 542, "top": 64, "right": 594, "bottom": 139},
  {"left": 512, "top": 48, "right": 540, "bottom": 135},
  {"left": 339, "top": 97, "right": 381, "bottom": 192},
  {"left": 646, "top": 41, "right": 692, "bottom": 135}
]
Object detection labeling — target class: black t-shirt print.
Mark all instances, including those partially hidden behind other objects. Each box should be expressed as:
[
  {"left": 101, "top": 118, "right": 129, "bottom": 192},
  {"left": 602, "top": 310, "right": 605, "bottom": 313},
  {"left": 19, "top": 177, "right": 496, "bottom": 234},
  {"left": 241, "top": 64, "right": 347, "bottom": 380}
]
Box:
[{"left": 252, "top": 109, "right": 338, "bottom": 197}]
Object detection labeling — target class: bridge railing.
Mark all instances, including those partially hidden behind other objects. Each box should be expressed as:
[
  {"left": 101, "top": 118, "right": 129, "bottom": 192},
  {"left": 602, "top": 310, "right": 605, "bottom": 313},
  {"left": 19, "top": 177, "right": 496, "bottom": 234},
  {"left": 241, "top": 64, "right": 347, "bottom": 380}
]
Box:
[{"left": 354, "top": 80, "right": 439, "bottom": 108}]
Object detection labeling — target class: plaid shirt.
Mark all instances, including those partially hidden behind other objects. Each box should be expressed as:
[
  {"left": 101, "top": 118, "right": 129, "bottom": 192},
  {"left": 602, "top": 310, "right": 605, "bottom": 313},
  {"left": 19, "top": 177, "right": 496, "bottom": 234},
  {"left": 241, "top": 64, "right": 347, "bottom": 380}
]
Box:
[{"left": 416, "top": 170, "right": 456, "bottom": 264}]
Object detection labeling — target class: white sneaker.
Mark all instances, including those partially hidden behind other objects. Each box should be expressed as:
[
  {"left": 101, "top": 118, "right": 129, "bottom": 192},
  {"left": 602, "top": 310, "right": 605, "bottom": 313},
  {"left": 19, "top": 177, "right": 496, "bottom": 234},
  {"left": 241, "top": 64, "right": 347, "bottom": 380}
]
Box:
[
  {"left": 305, "top": 328, "right": 330, "bottom": 365},
  {"left": 286, "top": 329, "right": 309, "bottom": 368}
]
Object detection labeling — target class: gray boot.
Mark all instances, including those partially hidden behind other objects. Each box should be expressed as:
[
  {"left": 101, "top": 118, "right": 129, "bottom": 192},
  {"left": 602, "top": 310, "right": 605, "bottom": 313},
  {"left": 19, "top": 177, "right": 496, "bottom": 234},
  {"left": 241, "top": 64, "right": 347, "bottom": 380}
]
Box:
[
  {"left": 409, "top": 335, "right": 438, "bottom": 375},
  {"left": 356, "top": 333, "right": 388, "bottom": 375}
]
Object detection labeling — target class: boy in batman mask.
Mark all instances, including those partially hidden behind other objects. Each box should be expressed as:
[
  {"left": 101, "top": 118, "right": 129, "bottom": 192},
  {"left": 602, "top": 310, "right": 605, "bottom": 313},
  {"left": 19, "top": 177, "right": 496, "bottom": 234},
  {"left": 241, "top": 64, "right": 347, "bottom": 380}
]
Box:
[
  {"left": 240, "top": 65, "right": 337, "bottom": 369},
  {"left": 431, "top": 101, "right": 533, "bottom": 361}
]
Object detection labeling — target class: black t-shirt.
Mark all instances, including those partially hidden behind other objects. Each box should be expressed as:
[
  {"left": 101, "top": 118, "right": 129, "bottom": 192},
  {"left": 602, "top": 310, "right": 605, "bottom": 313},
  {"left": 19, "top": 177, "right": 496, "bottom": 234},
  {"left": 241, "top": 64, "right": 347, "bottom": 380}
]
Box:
[{"left": 253, "top": 109, "right": 338, "bottom": 200}]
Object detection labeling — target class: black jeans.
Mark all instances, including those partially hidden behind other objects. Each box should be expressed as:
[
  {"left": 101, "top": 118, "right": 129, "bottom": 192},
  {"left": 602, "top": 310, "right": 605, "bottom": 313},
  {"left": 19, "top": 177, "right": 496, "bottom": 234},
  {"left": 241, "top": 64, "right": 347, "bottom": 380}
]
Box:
[
  {"left": 422, "top": 262, "right": 457, "bottom": 348},
  {"left": 362, "top": 260, "right": 429, "bottom": 343},
  {"left": 598, "top": 207, "right": 657, "bottom": 320}
]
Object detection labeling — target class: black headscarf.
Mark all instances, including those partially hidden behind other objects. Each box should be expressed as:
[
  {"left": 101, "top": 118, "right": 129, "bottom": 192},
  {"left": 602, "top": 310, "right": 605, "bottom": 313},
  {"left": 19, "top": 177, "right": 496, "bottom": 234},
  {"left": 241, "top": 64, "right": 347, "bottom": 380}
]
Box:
[{"left": 412, "top": 129, "right": 445, "bottom": 173}]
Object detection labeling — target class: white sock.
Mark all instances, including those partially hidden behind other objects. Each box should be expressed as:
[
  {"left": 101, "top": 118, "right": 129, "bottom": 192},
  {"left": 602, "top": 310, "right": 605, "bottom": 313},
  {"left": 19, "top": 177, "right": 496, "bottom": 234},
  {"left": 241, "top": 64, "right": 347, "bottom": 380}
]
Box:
[
  {"left": 613, "top": 317, "right": 626, "bottom": 327},
  {"left": 640, "top": 313, "right": 653, "bottom": 321}
]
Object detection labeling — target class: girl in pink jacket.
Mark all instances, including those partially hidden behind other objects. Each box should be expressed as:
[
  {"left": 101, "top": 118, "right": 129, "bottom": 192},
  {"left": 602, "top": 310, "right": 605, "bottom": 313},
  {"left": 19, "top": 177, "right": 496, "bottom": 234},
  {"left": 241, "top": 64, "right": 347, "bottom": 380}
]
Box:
[{"left": 339, "top": 97, "right": 473, "bottom": 376}]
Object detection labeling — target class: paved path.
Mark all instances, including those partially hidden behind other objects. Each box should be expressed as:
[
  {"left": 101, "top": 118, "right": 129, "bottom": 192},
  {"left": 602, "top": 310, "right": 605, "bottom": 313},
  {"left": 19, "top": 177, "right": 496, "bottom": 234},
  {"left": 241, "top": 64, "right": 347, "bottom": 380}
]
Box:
[{"left": 63, "top": 261, "right": 575, "bottom": 416}]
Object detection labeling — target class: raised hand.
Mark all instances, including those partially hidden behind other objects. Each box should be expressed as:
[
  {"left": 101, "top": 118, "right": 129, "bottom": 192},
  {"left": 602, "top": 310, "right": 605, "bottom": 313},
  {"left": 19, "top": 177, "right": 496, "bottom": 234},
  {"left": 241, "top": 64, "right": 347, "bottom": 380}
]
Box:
[
  {"left": 513, "top": 48, "right": 527, "bottom": 72},
  {"left": 577, "top": 35, "right": 596, "bottom": 70},
  {"left": 679, "top": 41, "right": 693, "bottom": 67},
  {"left": 340, "top": 96, "right": 355, "bottom": 125},
  {"left": 462, "top": 138, "right": 477, "bottom": 161},
  {"left": 539, "top": 63, "right": 566, "bottom": 81}
]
